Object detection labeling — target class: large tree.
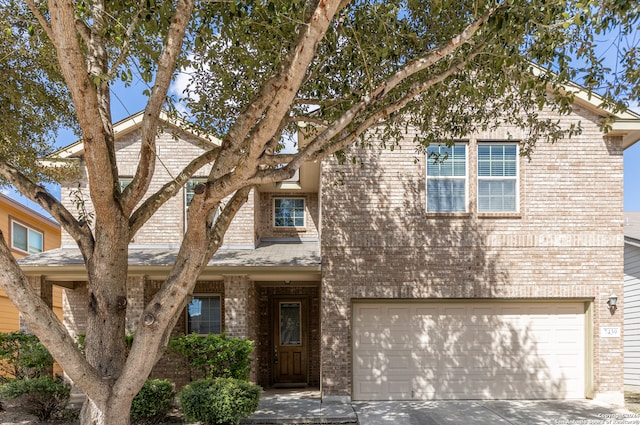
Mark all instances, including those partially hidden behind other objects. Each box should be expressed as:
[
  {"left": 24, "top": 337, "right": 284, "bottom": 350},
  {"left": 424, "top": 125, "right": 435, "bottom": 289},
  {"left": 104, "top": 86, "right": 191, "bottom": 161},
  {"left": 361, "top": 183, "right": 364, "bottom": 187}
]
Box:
[{"left": 0, "top": 0, "right": 637, "bottom": 423}]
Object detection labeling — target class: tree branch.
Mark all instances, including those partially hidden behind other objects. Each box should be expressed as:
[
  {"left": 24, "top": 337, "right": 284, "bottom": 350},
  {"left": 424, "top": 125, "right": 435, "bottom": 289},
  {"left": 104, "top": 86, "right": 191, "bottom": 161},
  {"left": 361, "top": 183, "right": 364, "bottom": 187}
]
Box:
[
  {"left": 205, "top": 186, "right": 252, "bottom": 259},
  {"left": 241, "top": 0, "right": 344, "bottom": 167},
  {"left": 74, "top": 18, "right": 92, "bottom": 48},
  {"left": 0, "top": 158, "right": 95, "bottom": 256},
  {"left": 122, "top": 0, "right": 196, "bottom": 215},
  {"left": 129, "top": 147, "right": 220, "bottom": 236},
  {"left": 282, "top": 9, "right": 498, "bottom": 171},
  {"left": 24, "top": 0, "right": 55, "bottom": 42},
  {"left": 258, "top": 49, "right": 485, "bottom": 173},
  {"left": 313, "top": 51, "right": 486, "bottom": 161},
  {"left": 210, "top": 0, "right": 344, "bottom": 181},
  {"left": 107, "top": 0, "right": 146, "bottom": 79},
  {"left": 0, "top": 236, "right": 105, "bottom": 401},
  {"left": 47, "top": 0, "right": 118, "bottom": 218}
]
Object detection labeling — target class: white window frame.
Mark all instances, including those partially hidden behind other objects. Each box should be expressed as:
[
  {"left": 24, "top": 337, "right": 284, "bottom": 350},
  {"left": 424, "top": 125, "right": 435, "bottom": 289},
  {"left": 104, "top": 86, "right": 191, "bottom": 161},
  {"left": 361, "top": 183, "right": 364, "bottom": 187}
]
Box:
[
  {"left": 273, "top": 197, "right": 306, "bottom": 228},
  {"left": 425, "top": 143, "right": 468, "bottom": 213},
  {"left": 186, "top": 294, "right": 222, "bottom": 335},
  {"left": 11, "top": 219, "right": 44, "bottom": 254},
  {"left": 477, "top": 142, "right": 520, "bottom": 214}
]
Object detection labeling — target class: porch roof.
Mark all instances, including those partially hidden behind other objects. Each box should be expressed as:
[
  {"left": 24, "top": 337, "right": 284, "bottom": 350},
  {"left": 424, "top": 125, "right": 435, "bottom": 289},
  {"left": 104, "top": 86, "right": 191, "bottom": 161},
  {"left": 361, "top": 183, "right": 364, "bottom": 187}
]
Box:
[{"left": 18, "top": 241, "right": 321, "bottom": 283}]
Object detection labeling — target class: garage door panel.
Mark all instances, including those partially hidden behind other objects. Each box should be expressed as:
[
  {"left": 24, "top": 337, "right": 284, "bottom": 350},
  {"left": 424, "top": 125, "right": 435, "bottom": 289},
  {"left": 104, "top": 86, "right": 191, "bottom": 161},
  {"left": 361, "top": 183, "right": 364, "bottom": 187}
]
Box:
[
  {"left": 388, "top": 381, "right": 412, "bottom": 398},
  {"left": 443, "top": 306, "right": 467, "bottom": 316},
  {"left": 353, "top": 302, "right": 585, "bottom": 401},
  {"left": 386, "top": 307, "right": 411, "bottom": 323},
  {"left": 387, "top": 353, "right": 413, "bottom": 371}
]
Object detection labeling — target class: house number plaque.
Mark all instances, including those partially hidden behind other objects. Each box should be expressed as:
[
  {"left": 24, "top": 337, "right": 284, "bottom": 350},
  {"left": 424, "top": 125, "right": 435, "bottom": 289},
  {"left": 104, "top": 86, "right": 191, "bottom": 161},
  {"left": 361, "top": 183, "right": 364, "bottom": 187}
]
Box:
[{"left": 600, "top": 327, "right": 621, "bottom": 338}]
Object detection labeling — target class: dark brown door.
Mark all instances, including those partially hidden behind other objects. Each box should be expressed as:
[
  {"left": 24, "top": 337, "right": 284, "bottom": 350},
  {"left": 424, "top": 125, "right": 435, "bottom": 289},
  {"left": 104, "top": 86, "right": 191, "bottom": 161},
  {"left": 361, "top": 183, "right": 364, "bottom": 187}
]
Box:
[{"left": 274, "top": 298, "right": 308, "bottom": 385}]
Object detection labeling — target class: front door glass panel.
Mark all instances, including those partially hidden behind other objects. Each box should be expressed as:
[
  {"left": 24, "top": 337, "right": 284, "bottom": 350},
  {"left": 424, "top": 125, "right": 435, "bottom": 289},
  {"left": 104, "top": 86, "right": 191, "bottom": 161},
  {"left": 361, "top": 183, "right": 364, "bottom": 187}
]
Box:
[{"left": 280, "top": 302, "right": 301, "bottom": 346}]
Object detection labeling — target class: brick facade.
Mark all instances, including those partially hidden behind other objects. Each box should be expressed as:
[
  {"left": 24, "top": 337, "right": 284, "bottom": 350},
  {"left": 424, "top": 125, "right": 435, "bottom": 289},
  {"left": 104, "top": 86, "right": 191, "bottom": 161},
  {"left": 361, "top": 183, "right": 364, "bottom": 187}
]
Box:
[
  {"left": 319, "top": 103, "right": 624, "bottom": 402},
  {"left": 40, "top": 104, "right": 630, "bottom": 403}
]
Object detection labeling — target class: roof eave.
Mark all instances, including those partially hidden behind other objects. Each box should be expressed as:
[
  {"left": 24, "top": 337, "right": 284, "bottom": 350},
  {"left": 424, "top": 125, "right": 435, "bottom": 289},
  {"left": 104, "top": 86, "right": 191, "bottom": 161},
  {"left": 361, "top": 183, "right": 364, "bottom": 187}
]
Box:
[
  {"left": 20, "top": 264, "right": 322, "bottom": 282},
  {"left": 50, "top": 111, "right": 222, "bottom": 160}
]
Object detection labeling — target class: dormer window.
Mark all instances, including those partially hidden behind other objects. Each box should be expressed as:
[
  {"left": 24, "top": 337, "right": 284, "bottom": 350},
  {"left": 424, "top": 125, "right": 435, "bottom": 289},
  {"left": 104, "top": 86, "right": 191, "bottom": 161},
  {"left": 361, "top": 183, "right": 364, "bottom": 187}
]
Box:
[{"left": 274, "top": 198, "right": 305, "bottom": 228}]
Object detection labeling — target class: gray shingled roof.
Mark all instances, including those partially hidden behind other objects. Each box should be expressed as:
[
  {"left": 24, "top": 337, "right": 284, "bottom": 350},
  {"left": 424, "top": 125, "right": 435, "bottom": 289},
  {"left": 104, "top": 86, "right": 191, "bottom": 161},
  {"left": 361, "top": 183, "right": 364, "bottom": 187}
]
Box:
[{"left": 18, "top": 241, "right": 321, "bottom": 269}]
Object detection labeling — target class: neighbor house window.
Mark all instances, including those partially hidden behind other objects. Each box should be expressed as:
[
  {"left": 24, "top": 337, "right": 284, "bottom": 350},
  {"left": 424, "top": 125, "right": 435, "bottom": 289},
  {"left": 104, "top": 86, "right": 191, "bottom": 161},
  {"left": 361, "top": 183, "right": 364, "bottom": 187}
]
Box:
[
  {"left": 426, "top": 144, "right": 467, "bottom": 212},
  {"left": 11, "top": 220, "right": 43, "bottom": 254},
  {"left": 187, "top": 295, "right": 221, "bottom": 334},
  {"left": 274, "top": 198, "right": 305, "bottom": 227},
  {"left": 477, "top": 143, "right": 519, "bottom": 213}
]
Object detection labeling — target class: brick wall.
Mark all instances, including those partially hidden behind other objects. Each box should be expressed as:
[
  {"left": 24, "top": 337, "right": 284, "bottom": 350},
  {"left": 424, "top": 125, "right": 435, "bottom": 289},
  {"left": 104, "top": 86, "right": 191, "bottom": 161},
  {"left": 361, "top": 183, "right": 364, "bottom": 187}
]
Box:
[
  {"left": 223, "top": 190, "right": 257, "bottom": 248},
  {"left": 320, "top": 103, "right": 624, "bottom": 401},
  {"left": 60, "top": 126, "right": 255, "bottom": 249},
  {"left": 62, "top": 284, "right": 88, "bottom": 339},
  {"left": 19, "top": 276, "right": 53, "bottom": 333}
]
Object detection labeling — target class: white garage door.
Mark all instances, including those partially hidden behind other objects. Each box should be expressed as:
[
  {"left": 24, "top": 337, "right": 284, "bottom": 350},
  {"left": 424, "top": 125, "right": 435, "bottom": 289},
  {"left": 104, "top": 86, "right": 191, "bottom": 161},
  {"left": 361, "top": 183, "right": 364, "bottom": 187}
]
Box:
[{"left": 353, "top": 301, "right": 586, "bottom": 400}]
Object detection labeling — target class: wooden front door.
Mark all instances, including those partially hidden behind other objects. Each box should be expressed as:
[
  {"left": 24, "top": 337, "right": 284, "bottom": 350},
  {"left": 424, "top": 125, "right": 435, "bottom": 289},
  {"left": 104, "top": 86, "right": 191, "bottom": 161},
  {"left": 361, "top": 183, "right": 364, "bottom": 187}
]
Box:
[{"left": 273, "top": 298, "right": 308, "bottom": 385}]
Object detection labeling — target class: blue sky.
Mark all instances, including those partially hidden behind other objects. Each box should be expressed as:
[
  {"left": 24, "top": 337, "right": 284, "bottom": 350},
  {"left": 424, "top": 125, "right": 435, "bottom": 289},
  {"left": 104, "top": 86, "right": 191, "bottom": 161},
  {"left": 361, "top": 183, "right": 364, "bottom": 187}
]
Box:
[{"left": 625, "top": 141, "right": 640, "bottom": 211}]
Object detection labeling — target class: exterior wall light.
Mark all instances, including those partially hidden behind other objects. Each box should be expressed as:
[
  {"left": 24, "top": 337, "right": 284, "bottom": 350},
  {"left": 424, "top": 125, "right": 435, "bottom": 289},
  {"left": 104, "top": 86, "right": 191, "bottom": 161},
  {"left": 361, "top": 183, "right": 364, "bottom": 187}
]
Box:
[{"left": 607, "top": 295, "right": 618, "bottom": 313}]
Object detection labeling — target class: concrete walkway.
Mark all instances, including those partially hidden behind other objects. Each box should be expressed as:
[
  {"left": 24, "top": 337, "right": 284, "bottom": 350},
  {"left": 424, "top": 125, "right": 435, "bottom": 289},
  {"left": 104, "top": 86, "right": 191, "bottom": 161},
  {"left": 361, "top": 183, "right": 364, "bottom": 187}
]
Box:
[
  {"left": 242, "top": 389, "right": 357, "bottom": 424},
  {"left": 353, "top": 399, "right": 640, "bottom": 425},
  {"left": 242, "top": 389, "right": 640, "bottom": 425}
]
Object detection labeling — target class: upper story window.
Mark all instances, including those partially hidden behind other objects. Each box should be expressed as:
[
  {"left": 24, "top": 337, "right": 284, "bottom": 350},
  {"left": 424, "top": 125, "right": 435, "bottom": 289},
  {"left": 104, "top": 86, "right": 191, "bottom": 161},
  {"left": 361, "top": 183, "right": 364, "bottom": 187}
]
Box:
[
  {"left": 274, "top": 198, "right": 305, "bottom": 227},
  {"left": 187, "top": 294, "right": 221, "bottom": 334},
  {"left": 11, "top": 220, "right": 43, "bottom": 254},
  {"left": 477, "top": 143, "right": 519, "bottom": 213},
  {"left": 185, "top": 178, "right": 207, "bottom": 208},
  {"left": 184, "top": 178, "right": 207, "bottom": 228},
  {"left": 118, "top": 177, "right": 132, "bottom": 193},
  {"left": 426, "top": 144, "right": 467, "bottom": 213}
]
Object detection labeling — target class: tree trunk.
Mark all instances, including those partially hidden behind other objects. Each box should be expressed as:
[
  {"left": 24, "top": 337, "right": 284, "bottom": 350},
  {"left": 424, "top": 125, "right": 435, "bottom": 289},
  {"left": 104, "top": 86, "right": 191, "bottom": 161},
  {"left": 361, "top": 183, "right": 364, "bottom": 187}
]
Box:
[
  {"left": 80, "top": 216, "right": 132, "bottom": 425},
  {"left": 80, "top": 395, "right": 132, "bottom": 425}
]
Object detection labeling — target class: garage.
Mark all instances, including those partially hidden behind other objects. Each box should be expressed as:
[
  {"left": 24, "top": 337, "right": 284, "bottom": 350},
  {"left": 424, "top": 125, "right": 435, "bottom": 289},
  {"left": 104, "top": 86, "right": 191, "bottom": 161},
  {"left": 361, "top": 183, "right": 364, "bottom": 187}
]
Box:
[{"left": 352, "top": 301, "right": 587, "bottom": 400}]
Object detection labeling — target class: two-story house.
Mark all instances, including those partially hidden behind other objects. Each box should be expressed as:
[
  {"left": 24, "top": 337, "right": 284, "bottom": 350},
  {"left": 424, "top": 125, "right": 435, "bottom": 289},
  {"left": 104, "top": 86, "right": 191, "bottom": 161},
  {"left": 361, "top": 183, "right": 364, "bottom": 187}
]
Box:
[
  {"left": 18, "top": 92, "right": 640, "bottom": 405},
  {"left": 0, "top": 194, "right": 62, "bottom": 332}
]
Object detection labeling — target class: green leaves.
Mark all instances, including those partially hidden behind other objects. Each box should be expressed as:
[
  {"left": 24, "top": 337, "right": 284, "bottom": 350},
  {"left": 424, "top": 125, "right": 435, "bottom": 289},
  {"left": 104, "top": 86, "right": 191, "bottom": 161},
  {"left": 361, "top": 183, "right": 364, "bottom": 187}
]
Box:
[
  {"left": 0, "top": 0, "right": 76, "bottom": 185},
  {"left": 2, "top": 0, "right": 639, "bottom": 189}
]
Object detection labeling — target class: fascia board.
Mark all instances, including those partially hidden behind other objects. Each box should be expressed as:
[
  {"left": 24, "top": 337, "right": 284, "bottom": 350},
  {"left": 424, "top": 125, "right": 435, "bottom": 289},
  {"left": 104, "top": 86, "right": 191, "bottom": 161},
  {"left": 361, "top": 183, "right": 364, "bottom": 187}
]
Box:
[{"left": 50, "top": 111, "right": 221, "bottom": 160}]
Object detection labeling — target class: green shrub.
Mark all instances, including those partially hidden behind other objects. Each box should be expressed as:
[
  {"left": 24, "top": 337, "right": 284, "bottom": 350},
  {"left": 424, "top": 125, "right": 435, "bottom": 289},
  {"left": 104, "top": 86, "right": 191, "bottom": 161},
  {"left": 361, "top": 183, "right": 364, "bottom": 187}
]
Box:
[
  {"left": 168, "top": 333, "right": 253, "bottom": 381},
  {"left": 179, "top": 377, "right": 261, "bottom": 425},
  {"left": 0, "top": 376, "right": 70, "bottom": 421},
  {"left": 0, "top": 332, "right": 53, "bottom": 379},
  {"left": 131, "top": 379, "right": 175, "bottom": 425}
]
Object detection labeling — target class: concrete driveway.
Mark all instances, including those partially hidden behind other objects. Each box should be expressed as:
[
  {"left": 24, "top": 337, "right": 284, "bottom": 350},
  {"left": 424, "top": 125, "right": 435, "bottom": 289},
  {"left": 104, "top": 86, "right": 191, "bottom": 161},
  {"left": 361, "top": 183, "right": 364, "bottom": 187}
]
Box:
[{"left": 352, "top": 400, "right": 640, "bottom": 425}]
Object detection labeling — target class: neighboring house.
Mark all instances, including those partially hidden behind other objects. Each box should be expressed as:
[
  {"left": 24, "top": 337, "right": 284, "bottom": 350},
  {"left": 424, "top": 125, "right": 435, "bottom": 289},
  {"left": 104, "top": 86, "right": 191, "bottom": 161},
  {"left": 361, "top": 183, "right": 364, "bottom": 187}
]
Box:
[
  {"left": 18, "top": 94, "right": 640, "bottom": 405},
  {"left": 0, "top": 194, "right": 62, "bottom": 332},
  {"left": 624, "top": 212, "right": 640, "bottom": 390}
]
